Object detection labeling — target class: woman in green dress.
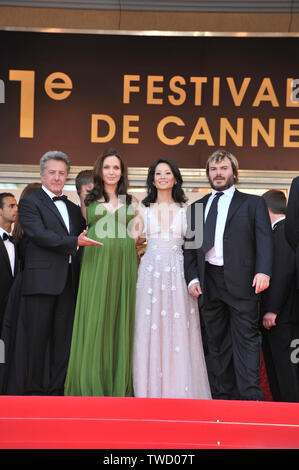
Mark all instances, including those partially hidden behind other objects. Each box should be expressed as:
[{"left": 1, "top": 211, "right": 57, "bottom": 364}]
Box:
[{"left": 64, "top": 149, "right": 138, "bottom": 396}]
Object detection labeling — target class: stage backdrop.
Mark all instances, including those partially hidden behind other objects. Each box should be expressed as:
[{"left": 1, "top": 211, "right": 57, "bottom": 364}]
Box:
[{"left": 1, "top": 29, "right": 299, "bottom": 170}]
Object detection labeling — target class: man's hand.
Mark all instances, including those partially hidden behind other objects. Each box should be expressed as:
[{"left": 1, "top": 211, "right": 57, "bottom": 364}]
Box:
[
  {"left": 263, "top": 312, "right": 277, "bottom": 330},
  {"left": 77, "top": 229, "right": 104, "bottom": 247},
  {"left": 188, "top": 281, "right": 202, "bottom": 298},
  {"left": 252, "top": 273, "right": 270, "bottom": 293}
]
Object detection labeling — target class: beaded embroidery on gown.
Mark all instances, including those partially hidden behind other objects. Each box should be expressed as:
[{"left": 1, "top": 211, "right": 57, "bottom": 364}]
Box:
[{"left": 133, "top": 205, "right": 211, "bottom": 399}]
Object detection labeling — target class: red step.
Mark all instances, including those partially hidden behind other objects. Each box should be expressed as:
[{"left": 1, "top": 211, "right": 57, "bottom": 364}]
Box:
[{"left": 0, "top": 396, "right": 298, "bottom": 449}]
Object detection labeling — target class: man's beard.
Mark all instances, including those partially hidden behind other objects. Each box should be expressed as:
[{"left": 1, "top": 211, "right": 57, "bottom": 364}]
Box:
[{"left": 209, "top": 174, "right": 235, "bottom": 191}]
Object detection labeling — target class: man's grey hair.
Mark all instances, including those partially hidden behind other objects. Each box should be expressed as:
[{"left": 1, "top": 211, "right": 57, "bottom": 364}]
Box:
[{"left": 40, "top": 150, "right": 71, "bottom": 175}]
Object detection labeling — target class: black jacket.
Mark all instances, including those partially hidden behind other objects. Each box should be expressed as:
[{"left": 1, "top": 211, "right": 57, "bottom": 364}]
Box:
[
  {"left": 0, "top": 236, "right": 18, "bottom": 326},
  {"left": 285, "top": 176, "right": 299, "bottom": 290},
  {"left": 184, "top": 188, "right": 273, "bottom": 306},
  {"left": 263, "top": 219, "right": 299, "bottom": 324},
  {"left": 18, "top": 188, "right": 85, "bottom": 296}
]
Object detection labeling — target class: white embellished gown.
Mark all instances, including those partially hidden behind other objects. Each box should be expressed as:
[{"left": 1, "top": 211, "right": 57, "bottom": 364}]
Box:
[{"left": 133, "top": 204, "right": 211, "bottom": 399}]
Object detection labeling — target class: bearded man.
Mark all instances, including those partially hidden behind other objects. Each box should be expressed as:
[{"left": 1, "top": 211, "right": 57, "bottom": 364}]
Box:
[{"left": 184, "top": 149, "right": 273, "bottom": 401}]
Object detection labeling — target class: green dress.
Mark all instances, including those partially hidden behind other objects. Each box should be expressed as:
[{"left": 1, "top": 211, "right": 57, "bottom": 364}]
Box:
[{"left": 64, "top": 200, "right": 137, "bottom": 396}]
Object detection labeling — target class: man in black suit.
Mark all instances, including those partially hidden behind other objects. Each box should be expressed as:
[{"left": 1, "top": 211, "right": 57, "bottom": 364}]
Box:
[
  {"left": 18, "top": 151, "right": 102, "bottom": 395},
  {"left": 285, "top": 176, "right": 299, "bottom": 288},
  {"left": 0, "top": 193, "right": 18, "bottom": 331},
  {"left": 261, "top": 189, "right": 299, "bottom": 402},
  {"left": 184, "top": 149, "right": 273, "bottom": 400}
]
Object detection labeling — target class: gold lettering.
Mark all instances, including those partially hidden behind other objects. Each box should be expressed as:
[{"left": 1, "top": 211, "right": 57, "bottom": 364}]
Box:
[
  {"left": 147, "top": 76, "right": 164, "bottom": 105},
  {"left": 284, "top": 119, "right": 299, "bottom": 147},
  {"left": 188, "top": 117, "right": 214, "bottom": 146},
  {"left": 213, "top": 77, "right": 220, "bottom": 106},
  {"left": 168, "top": 76, "right": 186, "bottom": 106},
  {"left": 251, "top": 118, "right": 275, "bottom": 147},
  {"left": 91, "top": 114, "right": 116, "bottom": 143},
  {"left": 44, "top": 72, "right": 72, "bottom": 100},
  {"left": 226, "top": 77, "right": 251, "bottom": 106},
  {"left": 190, "top": 77, "right": 207, "bottom": 106},
  {"left": 123, "top": 115, "right": 139, "bottom": 143},
  {"left": 9, "top": 69, "right": 35, "bottom": 138},
  {"left": 157, "top": 116, "right": 185, "bottom": 145},
  {"left": 123, "top": 75, "right": 140, "bottom": 104},
  {"left": 253, "top": 78, "right": 279, "bottom": 107},
  {"left": 220, "top": 118, "right": 244, "bottom": 146}
]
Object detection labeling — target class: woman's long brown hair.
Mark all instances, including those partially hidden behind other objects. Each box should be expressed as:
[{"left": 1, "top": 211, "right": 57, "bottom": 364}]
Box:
[{"left": 85, "top": 148, "right": 132, "bottom": 207}]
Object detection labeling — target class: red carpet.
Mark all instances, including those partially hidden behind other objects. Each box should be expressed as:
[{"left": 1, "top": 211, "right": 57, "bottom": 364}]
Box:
[
  {"left": 0, "top": 396, "right": 299, "bottom": 449},
  {"left": 259, "top": 352, "right": 274, "bottom": 401}
]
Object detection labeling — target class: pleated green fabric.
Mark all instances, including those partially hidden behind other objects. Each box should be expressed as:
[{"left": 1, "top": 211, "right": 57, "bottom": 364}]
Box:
[{"left": 64, "top": 201, "right": 137, "bottom": 396}]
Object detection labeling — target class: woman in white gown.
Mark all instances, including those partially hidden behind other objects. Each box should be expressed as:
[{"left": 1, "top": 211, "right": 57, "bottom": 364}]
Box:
[{"left": 133, "top": 159, "right": 211, "bottom": 399}]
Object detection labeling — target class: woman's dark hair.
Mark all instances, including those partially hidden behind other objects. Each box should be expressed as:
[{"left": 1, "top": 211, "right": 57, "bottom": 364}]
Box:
[
  {"left": 85, "top": 148, "right": 132, "bottom": 207},
  {"left": 142, "top": 158, "right": 187, "bottom": 207}
]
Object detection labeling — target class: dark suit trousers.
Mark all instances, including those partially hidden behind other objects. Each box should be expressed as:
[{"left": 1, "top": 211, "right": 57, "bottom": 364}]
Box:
[
  {"left": 202, "top": 263, "right": 264, "bottom": 401},
  {"left": 262, "top": 323, "right": 299, "bottom": 402},
  {"left": 24, "top": 266, "right": 75, "bottom": 395}
]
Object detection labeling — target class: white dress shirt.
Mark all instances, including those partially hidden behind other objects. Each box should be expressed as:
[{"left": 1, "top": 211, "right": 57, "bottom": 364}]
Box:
[
  {"left": 42, "top": 185, "right": 73, "bottom": 263},
  {"left": 188, "top": 184, "right": 235, "bottom": 288},
  {"left": 272, "top": 216, "right": 285, "bottom": 230},
  {"left": 0, "top": 226, "right": 15, "bottom": 275},
  {"left": 42, "top": 185, "right": 70, "bottom": 233},
  {"left": 205, "top": 185, "right": 235, "bottom": 265}
]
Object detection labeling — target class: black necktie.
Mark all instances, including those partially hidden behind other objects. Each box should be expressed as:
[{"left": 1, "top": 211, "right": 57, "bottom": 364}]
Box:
[
  {"left": 202, "top": 192, "right": 224, "bottom": 253},
  {"left": 3, "top": 232, "right": 14, "bottom": 243},
  {"left": 272, "top": 221, "right": 281, "bottom": 231},
  {"left": 52, "top": 195, "right": 68, "bottom": 203}
]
